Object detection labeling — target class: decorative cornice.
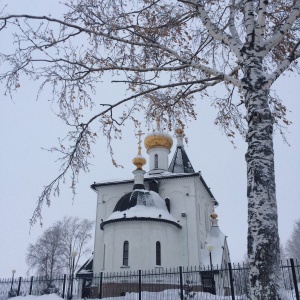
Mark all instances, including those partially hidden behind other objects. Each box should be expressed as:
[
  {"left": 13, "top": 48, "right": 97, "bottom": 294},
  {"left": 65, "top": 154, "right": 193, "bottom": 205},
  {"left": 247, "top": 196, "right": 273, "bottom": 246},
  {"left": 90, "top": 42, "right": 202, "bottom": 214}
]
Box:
[{"left": 100, "top": 217, "right": 182, "bottom": 230}]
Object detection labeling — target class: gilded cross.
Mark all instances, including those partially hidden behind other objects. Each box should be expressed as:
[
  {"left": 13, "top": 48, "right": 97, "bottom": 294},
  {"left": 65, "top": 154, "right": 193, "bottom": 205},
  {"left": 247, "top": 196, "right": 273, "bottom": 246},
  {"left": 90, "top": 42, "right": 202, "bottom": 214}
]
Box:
[{"left": 135, "top": 130, "right": 144, "bottom": 154}]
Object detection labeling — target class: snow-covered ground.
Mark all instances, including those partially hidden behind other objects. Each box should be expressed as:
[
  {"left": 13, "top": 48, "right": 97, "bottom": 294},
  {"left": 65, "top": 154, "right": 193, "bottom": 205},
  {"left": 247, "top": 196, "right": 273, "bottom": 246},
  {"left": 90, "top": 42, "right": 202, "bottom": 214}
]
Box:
[
  {"left": 0, "top": 292, "right": 246, "bottom": 300},
  {"left": 0, "top": 292, "right": 279, "bottom": 300}
]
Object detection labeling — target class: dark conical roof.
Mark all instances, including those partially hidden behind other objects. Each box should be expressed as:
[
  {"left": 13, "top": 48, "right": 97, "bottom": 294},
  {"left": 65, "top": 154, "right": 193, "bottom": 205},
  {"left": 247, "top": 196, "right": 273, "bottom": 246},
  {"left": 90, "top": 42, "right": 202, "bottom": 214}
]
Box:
[{"left": 168, "top": 146, "right": 195, "bottom": 173}]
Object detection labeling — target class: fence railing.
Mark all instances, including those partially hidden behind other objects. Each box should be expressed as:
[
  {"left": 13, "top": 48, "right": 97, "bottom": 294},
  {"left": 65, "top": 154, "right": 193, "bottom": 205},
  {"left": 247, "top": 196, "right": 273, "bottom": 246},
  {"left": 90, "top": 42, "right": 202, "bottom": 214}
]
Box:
[
  {"left": 0, "top": 274, "right": 78, "bottom": 299},
  {"left": 0, "top": 259, "right": 299, "bottom": 300}
]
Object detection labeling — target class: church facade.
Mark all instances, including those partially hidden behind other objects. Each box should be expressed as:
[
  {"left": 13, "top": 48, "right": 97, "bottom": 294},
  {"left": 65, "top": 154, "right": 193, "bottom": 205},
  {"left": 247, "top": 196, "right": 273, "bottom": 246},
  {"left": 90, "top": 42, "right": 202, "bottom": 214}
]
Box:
[{"left": 86, "top": 128, "right": 230, "bottom": 274}]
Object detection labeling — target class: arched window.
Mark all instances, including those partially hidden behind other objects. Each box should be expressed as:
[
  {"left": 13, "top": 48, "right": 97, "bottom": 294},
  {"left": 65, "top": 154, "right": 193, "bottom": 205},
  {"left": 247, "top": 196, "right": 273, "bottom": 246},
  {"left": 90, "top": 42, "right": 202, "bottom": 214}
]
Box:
[
  {"left": 123, "top": 241, "right": 129, "bottom": 266},
  {"left": 156, "top": 241, "right": 161, "bottom": 266},
  {"left": 154, "top": 154, "right": 158, "bottom": 169}
]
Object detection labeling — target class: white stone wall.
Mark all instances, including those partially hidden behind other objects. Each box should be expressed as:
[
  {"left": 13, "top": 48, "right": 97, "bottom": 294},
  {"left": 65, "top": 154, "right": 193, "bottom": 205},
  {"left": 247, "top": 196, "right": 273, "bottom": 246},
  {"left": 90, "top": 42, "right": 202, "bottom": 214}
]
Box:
[
  {"left": 156, "top": 176, "right": 214, "bottom": 266},
  {"left": 147, "top": 147, "right": 170, "bottom": 174},
  {"left": 101, "top": 221, "right": 181, "bottom": 272},
  {"left": 93, "top": 183, "right": 133, "bottom": 274},
  {"left": 93, "top": 174, "right": 217, "bottom": 273}
]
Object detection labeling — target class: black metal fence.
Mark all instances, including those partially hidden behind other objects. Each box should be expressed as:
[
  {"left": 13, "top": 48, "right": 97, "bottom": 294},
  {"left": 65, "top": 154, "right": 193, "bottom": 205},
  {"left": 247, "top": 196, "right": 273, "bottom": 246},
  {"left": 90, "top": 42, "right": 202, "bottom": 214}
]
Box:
[
  {"left": 0, "top": 259, "right": 299, "bottom": 300},
  {"left": 0, "top": 274, "right": 78, "bottom": 299}
]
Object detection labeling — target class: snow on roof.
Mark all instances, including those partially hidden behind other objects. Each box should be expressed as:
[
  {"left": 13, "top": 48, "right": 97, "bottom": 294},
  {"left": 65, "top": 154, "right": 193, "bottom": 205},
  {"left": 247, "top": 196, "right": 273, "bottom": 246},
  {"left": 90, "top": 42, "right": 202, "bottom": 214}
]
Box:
[
  {"left": 92, "top": 171, "right": 199, "bottom": 186},
  {"left": 76, "top": 255, "right": 93, "bottom": 277},
  {"left": 106, "top": 190, "right": 177, "bottom": 223},
  {"left": 106, "top": 205, "right": 177, "bottom": 223},
  {"left": 91, "top": 171, "right": 217, "bottom": 204},
  {"left": 145, "top": 130, "right": 173, "bottom": 138},
  {"left": 168, "top": 145, "right": 195, "bottom": 174},
  {"left": 201, "top": 225, "right": 227, "bottom": 268}
]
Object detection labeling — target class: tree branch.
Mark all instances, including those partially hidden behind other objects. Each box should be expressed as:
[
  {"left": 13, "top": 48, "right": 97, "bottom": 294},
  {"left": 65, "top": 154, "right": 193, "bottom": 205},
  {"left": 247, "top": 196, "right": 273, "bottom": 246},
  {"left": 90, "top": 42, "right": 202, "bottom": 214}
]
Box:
[
  {"left": 255, "top": 0, "right": 268, "bottom": 46},
  {"left": 178, "top": 0, "right": 242, "bottom": 58},
  {"left": 229, "top": 0, "right": 242, "bottom": 46},
  {"left": 264, "top": 0, "right": 300, "bottom": 51},
  {"left": 265, "top": 40, "right": 300, "bottom": 88},
  {"left": 243, "top": 0, "right": 255, "bottom": 44}
]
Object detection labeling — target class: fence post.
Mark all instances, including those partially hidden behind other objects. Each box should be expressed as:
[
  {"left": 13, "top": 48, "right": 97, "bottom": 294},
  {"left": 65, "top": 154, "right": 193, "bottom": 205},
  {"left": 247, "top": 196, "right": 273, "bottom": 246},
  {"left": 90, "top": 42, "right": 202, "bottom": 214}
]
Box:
[
  {"left": 290, "top": 258, "right": 300, "bottom": 300},
  {"left": 99, "top": 272, "right": 103, "bottom": 299},
  {"left": 139, "top": 270, "right": 142, "bottom": 300},
  {"left": 179, "top": 266, "right": 184, "bottom": 300},
  {"left": 228, "top": 263, "right": 235, "bottom": 300},
  {"left": 62, "top": 274, "right": 66, "bottom": 299},
  {"left": 29, "top": 276, "right": 33, "bottom": 295},
  {"left": 17, "top": 277, "right": 22, "bottom": 296}
]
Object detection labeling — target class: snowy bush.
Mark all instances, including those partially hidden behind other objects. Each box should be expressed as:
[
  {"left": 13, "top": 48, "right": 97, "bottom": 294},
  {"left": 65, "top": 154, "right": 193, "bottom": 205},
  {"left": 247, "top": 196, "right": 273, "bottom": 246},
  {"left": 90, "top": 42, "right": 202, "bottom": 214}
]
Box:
[
  {"left": 41, "top": 283, "right": 60, "bottom": 295},
  {"left": 7, "top": 289, "right": 17, "bottom": 298}
]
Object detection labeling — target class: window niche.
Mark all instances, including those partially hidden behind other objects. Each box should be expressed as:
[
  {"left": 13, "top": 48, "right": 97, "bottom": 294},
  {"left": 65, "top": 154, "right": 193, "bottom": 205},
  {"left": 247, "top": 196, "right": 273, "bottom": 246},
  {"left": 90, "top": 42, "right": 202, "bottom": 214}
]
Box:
[
  {"left": 165, "top": 198, "right": 170, "bottom": 213},
  {"left": 156, "top": 241, "right": 161, "bottom": 266},
  {"left": 154, "top": 154, "right": 158, "bottom": 169},
  {"left": 123, "top": 241, "right": 129, "bottom": 266}
]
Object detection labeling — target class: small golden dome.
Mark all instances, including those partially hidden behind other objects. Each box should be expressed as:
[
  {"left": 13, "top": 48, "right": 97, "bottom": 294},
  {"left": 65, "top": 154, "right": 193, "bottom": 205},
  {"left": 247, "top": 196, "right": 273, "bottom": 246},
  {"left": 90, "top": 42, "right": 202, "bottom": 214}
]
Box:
[
  {"left": 132, "top": 153, "right": 146, "bottom": 170},
  {"left": 211, "top": 212, "right": 218, "bottom": 219},
  {"left": 144, "top": 131, "right": 173, "bottom": 151},
  {"left": 175, "top": 128, "right": 184, "bottom": 136}
]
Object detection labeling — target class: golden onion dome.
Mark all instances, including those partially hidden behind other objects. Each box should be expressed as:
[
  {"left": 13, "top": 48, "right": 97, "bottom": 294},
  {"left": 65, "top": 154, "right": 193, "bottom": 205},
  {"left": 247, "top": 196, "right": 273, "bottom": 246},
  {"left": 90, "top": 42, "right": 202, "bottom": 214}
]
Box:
[
  {"left": 132, "top": 151, "right": 147, "bottom": 170},
  {"left": 144, "top": 131, "right": 173, "bottom": 151},
  {"left": 211, "top": 212, "right": 218, "bottom": 219}
]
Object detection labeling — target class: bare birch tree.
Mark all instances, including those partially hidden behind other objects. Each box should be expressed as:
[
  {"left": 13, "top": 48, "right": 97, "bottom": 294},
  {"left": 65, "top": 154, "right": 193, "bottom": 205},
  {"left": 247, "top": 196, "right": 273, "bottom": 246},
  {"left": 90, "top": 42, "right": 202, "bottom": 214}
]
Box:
[
  {"left": 285, "top": 219, "right": 300, "bottom": 261},
  {"left": 27, "top": 226, "right": 65, "bottom": 278},
  {"left": 56, "top": 216, "right": 94, "bottom": 276},
  {"left": 27, "top": 217, "right": 93, "bottom": 277},
  {"left": 1, "top": 0, "right": 299, "bottom": 299}
]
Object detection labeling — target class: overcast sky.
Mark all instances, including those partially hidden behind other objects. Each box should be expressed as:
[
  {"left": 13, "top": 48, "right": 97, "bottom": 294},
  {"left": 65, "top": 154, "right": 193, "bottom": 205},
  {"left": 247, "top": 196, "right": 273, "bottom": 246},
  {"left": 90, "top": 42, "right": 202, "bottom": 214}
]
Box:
[{"left": 0, "top": 0, "right": 299, "bottom": 279}]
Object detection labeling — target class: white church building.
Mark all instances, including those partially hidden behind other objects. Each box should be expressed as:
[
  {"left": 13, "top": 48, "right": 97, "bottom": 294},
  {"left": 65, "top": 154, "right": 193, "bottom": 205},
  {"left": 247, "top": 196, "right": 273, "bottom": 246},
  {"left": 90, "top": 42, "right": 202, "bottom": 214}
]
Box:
[{"left": 78, "top": 128, "right": 230, "bottom": 275}]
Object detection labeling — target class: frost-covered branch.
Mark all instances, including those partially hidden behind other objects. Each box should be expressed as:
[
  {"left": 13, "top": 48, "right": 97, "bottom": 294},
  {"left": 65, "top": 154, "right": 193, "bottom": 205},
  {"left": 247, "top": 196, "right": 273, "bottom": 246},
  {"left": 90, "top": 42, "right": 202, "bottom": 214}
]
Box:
[
  {"left": 255, "top": 0, "right": 267, "bottom": 46},
  {"left": 178, "top": 0, "right": 242, "bottom": 58},
  {"left": 264, "top": 0, "right": 300, "bottom": 51},
  {"left": 265, "top": 41, "right": 300, "bottom": 88},
  {"left": 229, "top": 0, "right": 242, "bottom": 46},
  {"left": 243, "top": 0, "right": 255, "bottom": 44}
]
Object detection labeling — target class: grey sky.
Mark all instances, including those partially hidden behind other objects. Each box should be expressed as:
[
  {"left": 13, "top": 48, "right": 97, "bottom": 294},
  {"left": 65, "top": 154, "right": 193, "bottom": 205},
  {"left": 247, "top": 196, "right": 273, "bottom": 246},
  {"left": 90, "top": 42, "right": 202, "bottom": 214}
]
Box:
[{"left": 0, "top": 0, "right": 299, "bottom": 279}]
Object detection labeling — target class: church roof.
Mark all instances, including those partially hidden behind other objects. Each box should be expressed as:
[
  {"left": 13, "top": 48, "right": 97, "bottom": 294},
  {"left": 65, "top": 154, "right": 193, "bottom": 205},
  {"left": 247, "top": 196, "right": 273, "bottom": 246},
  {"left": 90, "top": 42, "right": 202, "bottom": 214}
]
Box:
[
  {"left": 91, "top": 172, "right": 217, "bottom": 205},
  {"left": 201, "top": 222, "right": 228, "bottom": 268},
  {"left": 101, "top": 189, "right": 182, "bottom": 229},
  {"left": 168, "top": 145, "right": 195, "bottom": 173},
  {"left": 113, "top": 189, "right": 167, "bottom": 212}
]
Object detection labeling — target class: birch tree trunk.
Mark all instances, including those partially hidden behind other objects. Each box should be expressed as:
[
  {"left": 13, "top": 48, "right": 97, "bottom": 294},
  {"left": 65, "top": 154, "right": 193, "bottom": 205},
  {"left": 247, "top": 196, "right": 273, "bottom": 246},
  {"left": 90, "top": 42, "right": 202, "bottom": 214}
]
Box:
[{"left": 243, "top": 54, "right": 282, "bottom": 299}]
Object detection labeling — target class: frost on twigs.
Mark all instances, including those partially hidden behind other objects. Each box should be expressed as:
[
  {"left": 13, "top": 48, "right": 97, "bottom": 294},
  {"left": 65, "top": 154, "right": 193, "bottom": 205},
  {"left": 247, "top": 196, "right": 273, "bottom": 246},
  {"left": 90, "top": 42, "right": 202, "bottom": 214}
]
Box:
[{"left": 0, "top": 1, "right": 299, "bottom": 298}]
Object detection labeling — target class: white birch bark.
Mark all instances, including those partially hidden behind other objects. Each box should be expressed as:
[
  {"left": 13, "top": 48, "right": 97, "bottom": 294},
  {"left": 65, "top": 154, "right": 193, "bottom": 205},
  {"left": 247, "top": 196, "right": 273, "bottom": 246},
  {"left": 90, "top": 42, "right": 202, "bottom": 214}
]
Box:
[{"left": 241, "top": 53, "right": 282, "bottom": 299}]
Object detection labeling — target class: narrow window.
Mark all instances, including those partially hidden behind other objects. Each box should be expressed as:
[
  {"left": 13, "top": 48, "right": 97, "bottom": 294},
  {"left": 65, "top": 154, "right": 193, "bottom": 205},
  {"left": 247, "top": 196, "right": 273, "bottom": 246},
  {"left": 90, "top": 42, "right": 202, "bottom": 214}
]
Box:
[
  {"left": 154, "top": 154, "right": 158, "bottom": 169},
  {"left": 123, "top": 241, "right": 129, "bottom": 266},
  {"left": 165, "top": 198, "right": 170, "bottom": 213},
  {"left": 156, "top": 241, "right": 161, "bottom": 266}
]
